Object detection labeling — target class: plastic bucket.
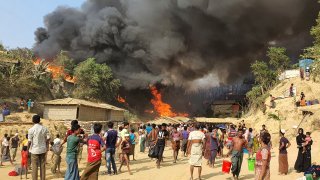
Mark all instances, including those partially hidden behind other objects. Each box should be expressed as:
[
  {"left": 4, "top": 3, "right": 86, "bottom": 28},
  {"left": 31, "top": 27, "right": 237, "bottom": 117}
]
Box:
[
  {"left": 222, "top": 160, "right": 232, "bottom": 174},
  {"left": 248, "top": 158, "right": 255, "bottom": 171}
]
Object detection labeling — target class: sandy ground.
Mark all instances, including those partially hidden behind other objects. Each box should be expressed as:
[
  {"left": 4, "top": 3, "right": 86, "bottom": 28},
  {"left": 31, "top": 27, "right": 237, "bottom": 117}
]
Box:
[{"left": 0, "top": 131, "right": 319, "bottom": 180}]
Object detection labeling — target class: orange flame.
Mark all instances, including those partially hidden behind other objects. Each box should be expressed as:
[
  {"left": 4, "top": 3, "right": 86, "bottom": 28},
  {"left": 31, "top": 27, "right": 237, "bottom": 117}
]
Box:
[
  {"left": 117, "top": 96, "right": 126, "bottom": 103},
  {"left": 33, "top": 58, "right": 76, "bottom": 83},
  {"left": 150, "top": 86, "right": 189, "bottom": 117}
]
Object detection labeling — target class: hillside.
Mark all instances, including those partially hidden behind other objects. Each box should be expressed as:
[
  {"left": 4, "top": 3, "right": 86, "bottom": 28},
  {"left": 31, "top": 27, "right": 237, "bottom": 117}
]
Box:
[{"left": 244, "top": 77, "right": 320, "bottom": 143}]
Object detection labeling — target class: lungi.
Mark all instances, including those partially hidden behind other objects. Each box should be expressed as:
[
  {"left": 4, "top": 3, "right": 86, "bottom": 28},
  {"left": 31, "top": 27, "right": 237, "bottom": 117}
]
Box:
[
  {"left": 189, "top": 143, "right": 203, "bottom": 167},
  {"left": 231, "top": 150, "right": 243, "bottom": 177}
]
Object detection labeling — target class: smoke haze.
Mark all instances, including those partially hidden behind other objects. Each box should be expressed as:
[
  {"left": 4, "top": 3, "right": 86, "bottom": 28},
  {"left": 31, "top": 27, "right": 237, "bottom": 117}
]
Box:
[{"left": 34, "top": 0, "right": 319, "bottom": 90}]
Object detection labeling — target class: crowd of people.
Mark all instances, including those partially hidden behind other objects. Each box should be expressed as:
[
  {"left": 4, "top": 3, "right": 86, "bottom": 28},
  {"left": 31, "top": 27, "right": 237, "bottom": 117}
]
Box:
[{"left": 0, "top": 115, "right": 315, "bottom": 180}]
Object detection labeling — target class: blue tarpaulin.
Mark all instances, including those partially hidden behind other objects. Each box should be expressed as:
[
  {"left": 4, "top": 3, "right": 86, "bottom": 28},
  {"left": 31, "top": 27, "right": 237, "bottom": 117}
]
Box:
[{"left": 299, "top": 59, "right": 314, "bottom": 69}]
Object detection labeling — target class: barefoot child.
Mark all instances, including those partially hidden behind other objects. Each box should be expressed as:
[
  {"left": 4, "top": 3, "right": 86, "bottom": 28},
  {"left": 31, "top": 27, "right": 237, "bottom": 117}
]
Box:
[
  {"left": 20, "top": 146, "right": 28, "bottom": 179},
  {"left": 51, "top": 140, "right": 63, "bottom": 174},
  {"left": 118, "top": 134, "right": 132, "bottom": 175}
]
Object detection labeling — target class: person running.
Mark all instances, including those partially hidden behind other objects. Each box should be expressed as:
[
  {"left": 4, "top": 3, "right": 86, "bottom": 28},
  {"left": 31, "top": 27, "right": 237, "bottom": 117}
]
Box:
[
  {"left": 171, "top": 126, "right": 182, "bottom": 163},
  {"left": 118, "top": 134, "right": 132, "bottom": 175},
  {"left": 279, "top": 129, "right": 290, "bottom": 175},
  {"left": 65, "top": 124, "right": 81, "bottom": 180},
  {"left": 181, "top": 126, "right": 189, "bottom": 157},
  {"left": 187, "top": 124, "right": 205, "bottom": 180},
  {"left": 10, "top": 133, "right": 19, "bottom": 161},
  {"left": 227, "top": 129, "right": 248, "bottom": 180},
  {"left": 154, "top": 123, "right": 168, "bottom": 168},
  {"left": 104, "top": 121, "right": 119, "bottom": 176},
  {"left": 21, "top": 146, "right": 28, "bottom": 179},
  {"left": 129, "top": 129, "right": 136, "bottom": 161},
  {"left": 28, "top": 115, "right": 50, "bottom": 180},
  {"left": 255, "top": 132, "right": 272, "bottom": 180},
  {"left": 81, "top": 123, "right": 106, "bottom": 180}
]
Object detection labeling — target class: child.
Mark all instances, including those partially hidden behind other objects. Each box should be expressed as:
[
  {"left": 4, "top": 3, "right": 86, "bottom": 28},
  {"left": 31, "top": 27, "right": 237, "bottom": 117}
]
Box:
[
  {"left": 302, "top": 132, "right": 312, "bottom": 153},
  {"left": 20, "top": 146, "right": 28, "bottom": 179},
  {"left": 51, "top": 140, "right": 63, "bottom": 174},
  {"left": 118, "top": 134, "right": 132, "bottom": 175},
  {"left": 0, "top": 136, "right": 13, "bottom": 166},
  {"left": 65, "top": 124, "right": 81, "bottom": 180},
  {"left": 129, "top": 129, "right": 136, "bottom": 161}
]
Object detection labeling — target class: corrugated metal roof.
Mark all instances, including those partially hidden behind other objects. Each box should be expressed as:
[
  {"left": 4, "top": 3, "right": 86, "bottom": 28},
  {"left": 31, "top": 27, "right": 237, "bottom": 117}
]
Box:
[{"left": 41, "top": 98, "right": 125, "bottom": 111}]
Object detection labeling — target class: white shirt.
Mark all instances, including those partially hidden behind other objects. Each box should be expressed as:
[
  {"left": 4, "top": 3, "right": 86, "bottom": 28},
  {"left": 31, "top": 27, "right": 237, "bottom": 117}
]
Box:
[
  {"left": 188, "top": 130, "right": 205, "bottom": 140},
  {"left": 2, "top": 138, "right": 8, "bottom": 147},
  {"left": 53, "top": 138, "right": 61, "bottom": 145},
  {"left": 28, "top": 124, "right": 50, "bottom": 154}
]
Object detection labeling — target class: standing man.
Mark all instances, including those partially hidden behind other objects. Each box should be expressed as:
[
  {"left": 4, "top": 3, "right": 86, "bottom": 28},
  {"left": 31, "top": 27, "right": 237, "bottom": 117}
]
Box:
[
  {"left": 210, "top": 128, "right": 219, "bottom": 167},
  {"left": 227, "top": 129, "right": 248, "bottom": 180},
  {"left": 81, "top": 123, "right": 106, "bottom": 180},
  {"left": 28, "top": 115, "right": 50, "bottom": 180},
  {"left": 10, "top": 133, "right": 19, "bottom": 161},
  {"left": 187, "top": 124, "right": 205, "bottom": 180},
  {"left": 104, "top": 121, "right": 119, "bottom": 175},
  {"left": 64, "top": 124, "right": 81, "bottom": 180}
]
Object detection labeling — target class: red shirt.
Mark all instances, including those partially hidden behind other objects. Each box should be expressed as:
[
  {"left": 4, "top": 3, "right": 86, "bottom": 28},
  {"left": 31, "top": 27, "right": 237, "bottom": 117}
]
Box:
[{"left": 87, "top": 134, "right": 105, "bottom": 163}]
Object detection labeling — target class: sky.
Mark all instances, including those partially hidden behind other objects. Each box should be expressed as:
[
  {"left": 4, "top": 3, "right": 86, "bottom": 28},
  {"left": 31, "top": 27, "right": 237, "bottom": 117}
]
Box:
[{"left": 0, "top": 0, "right": 85, "bottom": 49}]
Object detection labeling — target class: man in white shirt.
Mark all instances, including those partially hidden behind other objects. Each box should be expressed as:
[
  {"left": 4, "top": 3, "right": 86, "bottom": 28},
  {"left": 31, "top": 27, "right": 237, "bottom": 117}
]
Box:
[
  {"left": 28, "top": 115, "right": 50, "bottom": 180},
  {"left": 187, "top": 124, "right": 205, "bottom": 180}
]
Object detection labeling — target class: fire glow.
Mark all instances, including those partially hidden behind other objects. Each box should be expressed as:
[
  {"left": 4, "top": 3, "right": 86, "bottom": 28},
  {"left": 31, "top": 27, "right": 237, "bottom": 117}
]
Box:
[
  {"left": 117, "top": 96, "right": 126, "bottom": 103},
  {"left": 150, "top": 86, "right": 188, "bottom": 117},
  {"left": 33, "top": 58, "right": 75, "bottom": 83}
]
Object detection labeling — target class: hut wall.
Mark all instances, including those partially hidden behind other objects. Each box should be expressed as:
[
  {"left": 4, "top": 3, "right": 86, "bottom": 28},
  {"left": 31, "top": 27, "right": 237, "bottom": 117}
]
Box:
[
  {"left": 78, "top": 106, "right": 106, "bottom": 121},
  {"left": 43, "top": 105, "right": 77, "bottom": 120},
  {"left": 109, "top": 110, "right": 124, "bottom": 121}
]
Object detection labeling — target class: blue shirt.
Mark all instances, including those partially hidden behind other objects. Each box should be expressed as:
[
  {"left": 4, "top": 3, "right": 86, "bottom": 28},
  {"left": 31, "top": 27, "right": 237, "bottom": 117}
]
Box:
[
  {"left": 104, "top": 129, "right": 118, "bottom": 149},
  {"left": 146, "top": 126, "right": 152, "bottom": 134},
  {"left": 130, "top": 133, "right": 135, "bottom": 145}
]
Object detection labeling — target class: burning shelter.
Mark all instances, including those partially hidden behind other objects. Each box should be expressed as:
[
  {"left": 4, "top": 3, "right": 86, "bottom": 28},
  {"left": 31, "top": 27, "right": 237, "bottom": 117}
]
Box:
[{"left": 41, "top": 98, "right": 125, "bottom": 121}]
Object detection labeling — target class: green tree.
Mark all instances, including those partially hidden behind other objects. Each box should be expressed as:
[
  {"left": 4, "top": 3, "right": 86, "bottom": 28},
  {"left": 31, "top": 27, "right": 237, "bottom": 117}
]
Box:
[
  {"left": 73, "top": 58, "right": 121, "bottom": 102},
  {"left": 251, "top": 60, "right": 276, "bottom": 91},
  {"left": 246, "top": 86, "right": 269, "bottom": 110},
  {"left": 302, "top": 13, "right": 320, "bottom": 82},
  {"left": 267, "top": 47, "right": 290, "bottom": 74}
]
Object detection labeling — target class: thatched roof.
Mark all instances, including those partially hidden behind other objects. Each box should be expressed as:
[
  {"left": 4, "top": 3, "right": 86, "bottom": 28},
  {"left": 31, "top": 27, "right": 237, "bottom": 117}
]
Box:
[
  {"left": 41, "top": 98, "right": 125, "bottom": 111},
  {"left": 194, "top": 117, "right": 238, "bottom": 124}
]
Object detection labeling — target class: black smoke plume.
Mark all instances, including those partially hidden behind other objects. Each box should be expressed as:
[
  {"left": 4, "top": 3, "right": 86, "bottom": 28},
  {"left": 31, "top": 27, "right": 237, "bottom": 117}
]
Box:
[{"left": 34, "top": 0, "right": 319, "bottom": 90}]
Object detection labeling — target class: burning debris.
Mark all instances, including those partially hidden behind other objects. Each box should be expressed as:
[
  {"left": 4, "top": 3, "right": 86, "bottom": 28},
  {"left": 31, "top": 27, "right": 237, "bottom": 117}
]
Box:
[
  {"left": 150, "top": 86, "right": 188, "bottom": 117},
  {"left": 34, "top": 0, "right": 319, "bottom": 90}
]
